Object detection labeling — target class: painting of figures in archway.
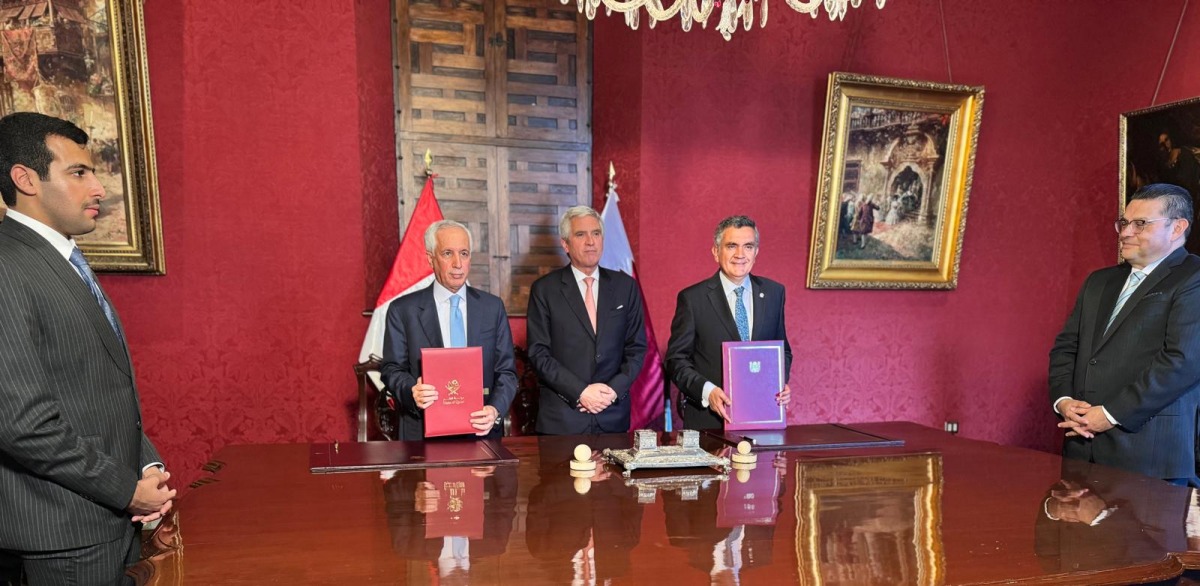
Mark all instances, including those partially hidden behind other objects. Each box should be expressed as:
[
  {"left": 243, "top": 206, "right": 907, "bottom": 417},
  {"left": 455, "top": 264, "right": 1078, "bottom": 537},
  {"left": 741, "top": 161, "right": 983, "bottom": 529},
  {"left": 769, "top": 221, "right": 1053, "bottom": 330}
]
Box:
[{"left": 808, "top": 73, "right": 985, "bottom": 290}]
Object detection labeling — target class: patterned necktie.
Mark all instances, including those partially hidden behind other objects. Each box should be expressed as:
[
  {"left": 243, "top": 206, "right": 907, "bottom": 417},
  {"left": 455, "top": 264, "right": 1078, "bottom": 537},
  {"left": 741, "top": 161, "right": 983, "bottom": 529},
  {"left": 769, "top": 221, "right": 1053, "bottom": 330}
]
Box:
[
  {"left": 68, "top": 247, "right": 124, "bottom": 343},
  {"left": 449, "top": 294, "right": 466, "bottom": 347},
  {"left": 734, "top": 286, "right": 750, "bottom": 341},
  {"left": 584, "top": 276, "right": 597, "bottom": 333},
  {"left": 1105, "top": 270, "right": 1145, "bottom": 333}
]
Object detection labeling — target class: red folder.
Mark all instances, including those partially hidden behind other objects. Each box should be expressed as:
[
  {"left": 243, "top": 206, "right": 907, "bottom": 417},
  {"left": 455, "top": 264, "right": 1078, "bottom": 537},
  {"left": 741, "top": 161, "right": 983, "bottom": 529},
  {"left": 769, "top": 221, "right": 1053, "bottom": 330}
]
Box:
[
  {"left": 722, "top": 341, "right": 786, "bottom": 431},
  {"left": 422, "top": 347, "right": 484, "bottom": 438},
  {"left": 423, "top": 467, "right": 485, "bottom": 538}
]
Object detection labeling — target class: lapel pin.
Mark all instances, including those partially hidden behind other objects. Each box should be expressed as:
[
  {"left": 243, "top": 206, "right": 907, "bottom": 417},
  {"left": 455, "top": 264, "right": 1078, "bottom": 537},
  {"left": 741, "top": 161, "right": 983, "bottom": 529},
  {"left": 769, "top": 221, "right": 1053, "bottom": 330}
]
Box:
[
  {"left": 616, "top": 305, "right": 624, "bottom": 310},
  {"left": 759, "top": 293, "right": 764, "bottom": 298}
]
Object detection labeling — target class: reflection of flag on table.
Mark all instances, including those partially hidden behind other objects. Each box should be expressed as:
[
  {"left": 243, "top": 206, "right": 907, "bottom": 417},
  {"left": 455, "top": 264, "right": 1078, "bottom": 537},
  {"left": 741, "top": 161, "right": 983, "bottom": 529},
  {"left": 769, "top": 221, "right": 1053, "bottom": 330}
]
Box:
[
  {"left": 599, "top": 177, "right": 666, "bottom": 430},
  {"left": 359, "top": 176, "right": 444, "bottom": 387}
]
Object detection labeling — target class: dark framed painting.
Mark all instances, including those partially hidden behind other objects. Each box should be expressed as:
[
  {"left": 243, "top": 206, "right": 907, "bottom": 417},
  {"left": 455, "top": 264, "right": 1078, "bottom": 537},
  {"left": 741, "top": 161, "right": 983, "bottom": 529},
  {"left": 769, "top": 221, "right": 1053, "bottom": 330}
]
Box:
[
  {"left": 0, "top": 0, "right": 163, "bottom": 273},
  {"left": 807, "top": 72, "right": 984, "bottom": 289},
  {"left": 1120, "top": 96, "right": 1200, "bottom": 256}
]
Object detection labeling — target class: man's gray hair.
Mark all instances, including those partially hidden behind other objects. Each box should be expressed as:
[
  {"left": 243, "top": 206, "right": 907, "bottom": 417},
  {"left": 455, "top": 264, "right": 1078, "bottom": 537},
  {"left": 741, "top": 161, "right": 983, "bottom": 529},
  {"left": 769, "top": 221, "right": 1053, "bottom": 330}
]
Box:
[
  {"left": 424, "top": 220, "right": 473, "bottom": 254},
  {"left": 558, "top": 205, "right": 603, "bottom": 240},
  {"left": 713, "top": 215, "right": 760, "bottom": 247}
]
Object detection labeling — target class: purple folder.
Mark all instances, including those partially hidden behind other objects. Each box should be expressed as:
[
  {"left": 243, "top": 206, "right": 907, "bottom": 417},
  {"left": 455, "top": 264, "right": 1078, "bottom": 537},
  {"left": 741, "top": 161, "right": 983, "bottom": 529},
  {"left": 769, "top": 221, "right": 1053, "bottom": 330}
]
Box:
[{"left": 722, "top": 340, "right": 786, "bottom": 431}]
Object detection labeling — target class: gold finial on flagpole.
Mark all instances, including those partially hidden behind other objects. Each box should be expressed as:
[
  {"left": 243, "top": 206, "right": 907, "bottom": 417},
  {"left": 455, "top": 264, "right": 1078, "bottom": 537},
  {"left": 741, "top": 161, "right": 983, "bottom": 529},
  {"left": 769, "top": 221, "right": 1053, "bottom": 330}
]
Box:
[
  {"left": 607, "top": 162, "right": 617, "bottom": 194},
  {"left": 424, "top": 149, "right": 433, "bottom": 177}
]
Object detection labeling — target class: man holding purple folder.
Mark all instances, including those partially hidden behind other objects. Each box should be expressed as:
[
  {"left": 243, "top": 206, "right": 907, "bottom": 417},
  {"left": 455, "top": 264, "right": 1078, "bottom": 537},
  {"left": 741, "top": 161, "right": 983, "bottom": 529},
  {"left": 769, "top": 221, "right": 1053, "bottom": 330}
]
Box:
[{"left": 666, "top": 215, "right": 793, "bottom": 430}]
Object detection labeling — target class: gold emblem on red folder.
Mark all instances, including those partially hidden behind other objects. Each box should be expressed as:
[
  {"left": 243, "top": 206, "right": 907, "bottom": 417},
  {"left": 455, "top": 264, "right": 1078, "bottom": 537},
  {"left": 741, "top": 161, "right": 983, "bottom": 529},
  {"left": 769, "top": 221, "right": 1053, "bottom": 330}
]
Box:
[{"left": 446, "top": 379, "right": 460, "bottom": 396}]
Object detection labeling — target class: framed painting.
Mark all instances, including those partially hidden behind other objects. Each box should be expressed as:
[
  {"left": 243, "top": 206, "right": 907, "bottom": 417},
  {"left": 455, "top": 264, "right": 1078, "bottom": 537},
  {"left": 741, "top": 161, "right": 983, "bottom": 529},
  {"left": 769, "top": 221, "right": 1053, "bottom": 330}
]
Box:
[
  {"left": 1120, "top": 96, "right": 1200, "bottom": 256},
  {"left": 0, "top": 0, "right": 163, "bottom": 273},
  {"left": 795, "top": 453, "right": 944, "bottom": 585},
  {"left": 807, "top": 73, "right": 984, "bottom": 289}
]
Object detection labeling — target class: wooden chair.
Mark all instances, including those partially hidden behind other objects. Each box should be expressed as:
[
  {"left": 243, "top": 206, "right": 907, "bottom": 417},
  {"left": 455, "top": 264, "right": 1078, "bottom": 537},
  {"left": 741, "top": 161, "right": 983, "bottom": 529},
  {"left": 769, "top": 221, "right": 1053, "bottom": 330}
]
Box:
[{"left": 354, "top": 356, "right": 395, "bottom": 441}]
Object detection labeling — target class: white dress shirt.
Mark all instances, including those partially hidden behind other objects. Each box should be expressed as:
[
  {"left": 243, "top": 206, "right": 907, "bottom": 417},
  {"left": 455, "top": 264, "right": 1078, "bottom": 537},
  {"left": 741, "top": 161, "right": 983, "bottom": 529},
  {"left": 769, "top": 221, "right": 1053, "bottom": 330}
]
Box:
[
  {"left": 432, "top": 280, "right": 468, "bottom": 347},
  {"left": 570, "top": 264, "right": 599, "bottom": 308},
  {"left": 701, "top": 272, "right": 755, "bottom": 407}
]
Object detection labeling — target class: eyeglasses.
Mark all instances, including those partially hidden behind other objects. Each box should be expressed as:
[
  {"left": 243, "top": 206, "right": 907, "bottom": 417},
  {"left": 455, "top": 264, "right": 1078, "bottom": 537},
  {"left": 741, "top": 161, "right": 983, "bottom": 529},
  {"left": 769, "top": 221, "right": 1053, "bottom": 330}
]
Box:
[{"left": 1114, "top": 218, "right": 1174, "bottom": 233}]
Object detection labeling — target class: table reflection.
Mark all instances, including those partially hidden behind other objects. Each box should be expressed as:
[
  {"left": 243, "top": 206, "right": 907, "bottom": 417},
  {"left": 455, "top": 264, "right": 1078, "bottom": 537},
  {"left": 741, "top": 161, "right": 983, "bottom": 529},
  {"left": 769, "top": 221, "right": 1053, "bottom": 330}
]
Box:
[
  {"left": 795, "top": 453, "right": 944, "bottom": 586},
  {"left": 1034, "top": 458, "right": 1189, "bottom": 575},
  {"left": 382, "top": 464, "right": 518, "bottom": 583},
  {"left": 526, "top": 435, "right": 643, "bottom": 583},
  {"left": 663, "top": 451, "right": 787, "bottom": 585}
]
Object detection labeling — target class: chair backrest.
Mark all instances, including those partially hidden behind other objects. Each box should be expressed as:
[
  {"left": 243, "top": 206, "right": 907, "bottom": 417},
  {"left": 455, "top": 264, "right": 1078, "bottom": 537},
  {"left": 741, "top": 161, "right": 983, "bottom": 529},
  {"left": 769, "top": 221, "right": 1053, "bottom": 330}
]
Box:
[{"left": 354, "top": 356, "right": 395, "bottom": 441}]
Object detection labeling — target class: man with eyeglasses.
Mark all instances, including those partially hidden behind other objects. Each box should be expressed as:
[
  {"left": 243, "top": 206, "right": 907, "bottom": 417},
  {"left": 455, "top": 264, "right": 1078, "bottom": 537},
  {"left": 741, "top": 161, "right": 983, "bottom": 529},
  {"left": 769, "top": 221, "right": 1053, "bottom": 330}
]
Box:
[{"left": 1050, "top": 183, "right": 1200, "bottom": 485}]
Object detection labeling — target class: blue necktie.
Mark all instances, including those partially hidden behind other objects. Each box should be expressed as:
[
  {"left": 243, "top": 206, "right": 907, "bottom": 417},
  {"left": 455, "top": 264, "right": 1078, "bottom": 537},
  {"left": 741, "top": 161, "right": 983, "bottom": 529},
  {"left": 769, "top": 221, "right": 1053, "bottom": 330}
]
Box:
[
  {"left": 1105, "top": 270, "right": 1145, "bottom": 333},
  {"left": 68, "top": 247, "right": 124, "bottom": 343},
  {"left": 449, "top": 294, "right": 466, "bottom": 348},
  {"left": 734, "top": 286, "right": 749, "bottom": 342}
]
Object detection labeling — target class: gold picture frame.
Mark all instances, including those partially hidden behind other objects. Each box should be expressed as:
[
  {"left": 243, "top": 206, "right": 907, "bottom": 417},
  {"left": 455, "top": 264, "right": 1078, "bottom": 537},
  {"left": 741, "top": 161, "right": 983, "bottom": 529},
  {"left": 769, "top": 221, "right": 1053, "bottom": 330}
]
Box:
[
  {"left": 1119, "top": 95, "right": 1200, "bottom": 257},
  {"left": 0, "top": 0, "right": 164, "bottom": 273},
  {"left": 807, "top": 73, "right": 984, "bottom": 289},
  {"left": 795, "top": 453, "right": 945, "bottom": 585}
]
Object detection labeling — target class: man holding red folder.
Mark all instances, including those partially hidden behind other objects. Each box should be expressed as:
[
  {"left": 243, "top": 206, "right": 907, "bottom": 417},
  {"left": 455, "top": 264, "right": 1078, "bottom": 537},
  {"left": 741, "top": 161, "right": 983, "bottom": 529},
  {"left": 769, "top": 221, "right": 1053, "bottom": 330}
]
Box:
[
  {"left": 380, "top": 221, "right": 517, "bottom": 440},
  {"left": 666, "top": 215, "right": 793, "bottom": 430}
]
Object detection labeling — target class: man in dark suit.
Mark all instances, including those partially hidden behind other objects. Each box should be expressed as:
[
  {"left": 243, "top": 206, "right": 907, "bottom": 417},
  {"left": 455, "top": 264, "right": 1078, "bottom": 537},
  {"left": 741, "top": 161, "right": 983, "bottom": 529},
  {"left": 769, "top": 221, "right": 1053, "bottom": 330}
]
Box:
[
  {"left": 526, "top": 205, "right": 646, "bottom": 434},
  {"left": 0, "top": 112, "right": 175, "bottom": 584},
  {"left": 666, "top": 215, "right": 792, "bottom": 430},
  {"left": 1050, "top": 183, "right": 1200, "bottom": 484},
  {"left": 380, "top": 220, "right": 517, "bottom": 440}
]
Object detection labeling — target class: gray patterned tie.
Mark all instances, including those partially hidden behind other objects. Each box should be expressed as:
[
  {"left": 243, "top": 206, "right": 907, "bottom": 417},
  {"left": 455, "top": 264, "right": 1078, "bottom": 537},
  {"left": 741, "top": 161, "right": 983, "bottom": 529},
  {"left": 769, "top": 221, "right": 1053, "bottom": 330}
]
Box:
[
  {"left": 734, "top": 286, "right": 749, "bottom": 342},
  {"left": 1105, "top": 270, "right": 1145, "bottom": 333},
  {"left": 68, "top": 247, "right": 125, "bottom": 343}
]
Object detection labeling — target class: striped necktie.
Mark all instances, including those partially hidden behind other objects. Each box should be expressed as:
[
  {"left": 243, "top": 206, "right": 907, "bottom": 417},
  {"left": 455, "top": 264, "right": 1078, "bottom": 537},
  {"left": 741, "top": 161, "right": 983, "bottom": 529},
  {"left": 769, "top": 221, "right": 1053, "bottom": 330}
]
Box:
[
  {"left": 1105, "top": 270, "right": 1145, "bottom": 333},
  {"left": 68, "top": 247, "right": 125, "bottom": 343}
]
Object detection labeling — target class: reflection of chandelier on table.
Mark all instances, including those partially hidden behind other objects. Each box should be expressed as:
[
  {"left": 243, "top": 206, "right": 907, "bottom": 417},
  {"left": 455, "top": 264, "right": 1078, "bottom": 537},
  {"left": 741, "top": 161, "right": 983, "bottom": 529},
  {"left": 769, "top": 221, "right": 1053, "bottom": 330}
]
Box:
[{"left": 561, "top": 0, "right": 887, "bottom": 41}]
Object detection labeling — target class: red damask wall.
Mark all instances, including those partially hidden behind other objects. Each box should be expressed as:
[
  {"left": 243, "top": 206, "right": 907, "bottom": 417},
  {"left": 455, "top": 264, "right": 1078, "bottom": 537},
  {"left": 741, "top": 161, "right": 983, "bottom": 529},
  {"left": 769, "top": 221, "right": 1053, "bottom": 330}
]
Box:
[
  {"left": 97, "top": 0, "right": 1200, "bottom": 489},
  {"left": 602, "top": 1, "right": 1200, "bottom": 453}
]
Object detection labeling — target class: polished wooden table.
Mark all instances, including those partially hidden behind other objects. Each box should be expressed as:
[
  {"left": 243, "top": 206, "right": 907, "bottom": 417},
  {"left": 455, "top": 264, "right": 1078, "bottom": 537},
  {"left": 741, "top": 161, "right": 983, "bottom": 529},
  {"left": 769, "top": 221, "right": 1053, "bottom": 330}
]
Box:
[{"left": 133, "top": 422, "right": 1200, "bottom": 584}]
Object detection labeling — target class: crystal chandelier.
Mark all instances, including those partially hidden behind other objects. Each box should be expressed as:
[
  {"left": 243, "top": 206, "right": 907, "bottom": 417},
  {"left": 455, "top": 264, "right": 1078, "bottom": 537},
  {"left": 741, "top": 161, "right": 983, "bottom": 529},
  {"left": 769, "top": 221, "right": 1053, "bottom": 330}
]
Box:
[{"left": 563, "top": 0, "right": 887, "bottom": 41}]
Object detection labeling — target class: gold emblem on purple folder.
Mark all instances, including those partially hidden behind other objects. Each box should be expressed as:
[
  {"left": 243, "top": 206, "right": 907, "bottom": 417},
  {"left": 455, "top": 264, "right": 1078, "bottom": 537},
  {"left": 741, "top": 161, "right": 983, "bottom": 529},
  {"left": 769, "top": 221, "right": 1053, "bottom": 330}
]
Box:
[
  {"left": 749, "top": 361, "right": 761, "bottom": 374},
  {"left": 446, "top": 379, "right": 460, "bottom": 396}
]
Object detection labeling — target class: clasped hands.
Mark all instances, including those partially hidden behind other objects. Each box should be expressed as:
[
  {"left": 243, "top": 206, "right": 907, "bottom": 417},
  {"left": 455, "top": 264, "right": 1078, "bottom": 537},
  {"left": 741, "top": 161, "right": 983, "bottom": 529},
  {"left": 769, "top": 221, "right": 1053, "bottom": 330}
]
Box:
[
  {"left": 578, "top": 383, "right": 617, "bottom": 414},
  {"left": 412, "top": 377, "right": 499, "bottom": 435},
  {"left": 708, "top": 384, "right": 791, "bottom": 423},
  {"left": 1056, "top": 399, "right": 1113, "bottom": 439},
  {"left": 127, "top": 467, "right": 176, "bottom": 524}
]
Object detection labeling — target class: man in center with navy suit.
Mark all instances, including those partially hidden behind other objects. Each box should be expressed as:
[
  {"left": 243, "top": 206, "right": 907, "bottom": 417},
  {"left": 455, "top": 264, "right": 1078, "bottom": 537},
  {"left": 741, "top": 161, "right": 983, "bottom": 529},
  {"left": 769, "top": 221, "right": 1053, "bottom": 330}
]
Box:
[
  {"left": 380, "top": 220, "right": 517, "bottom": 440},
  {"left": 527, "top": 205, "right": 647, "bottom": 435}
]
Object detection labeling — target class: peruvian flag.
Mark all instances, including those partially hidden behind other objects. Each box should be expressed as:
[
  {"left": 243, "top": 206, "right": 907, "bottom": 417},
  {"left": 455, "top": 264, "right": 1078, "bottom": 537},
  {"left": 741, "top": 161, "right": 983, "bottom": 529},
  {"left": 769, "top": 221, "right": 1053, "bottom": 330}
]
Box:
[
  {"left": 599, "top": 179, "right": 667, "bottom": 430},
  {"left": 359, "top": 176, "right": 444, "bottom": 369}
]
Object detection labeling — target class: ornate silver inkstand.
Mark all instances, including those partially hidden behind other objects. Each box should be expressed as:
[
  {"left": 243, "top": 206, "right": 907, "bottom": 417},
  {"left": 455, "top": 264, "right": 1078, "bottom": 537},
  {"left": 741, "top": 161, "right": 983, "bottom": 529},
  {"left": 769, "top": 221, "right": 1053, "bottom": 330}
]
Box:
[{"left": 603, "top": 429, "right": 731, "bottom": 477}]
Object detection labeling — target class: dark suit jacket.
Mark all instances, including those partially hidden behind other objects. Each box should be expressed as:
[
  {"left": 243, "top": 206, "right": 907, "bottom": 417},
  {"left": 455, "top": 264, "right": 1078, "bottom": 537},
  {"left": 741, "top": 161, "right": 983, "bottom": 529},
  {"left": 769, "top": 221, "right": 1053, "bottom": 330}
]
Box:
[
  {"left": 526, "top": 265, "right": 646, "bottom": 434},
  {"left": 1049, "top": 246, "right": 1200, "bottom": 479},
  {"left": 0, "top": 218, "right": 160, "bottom": 551},
  {"left": 380, "top": 283, "right": 517, "bottom": 441},
  {"left": 665, "top": 272, "right": 793, "bottom": 430}
]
